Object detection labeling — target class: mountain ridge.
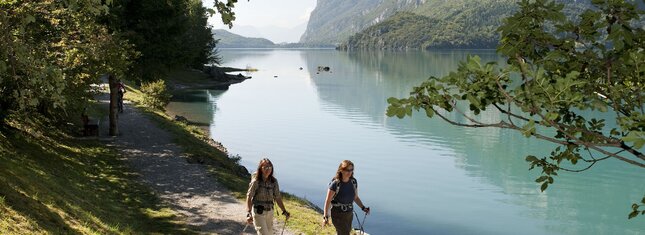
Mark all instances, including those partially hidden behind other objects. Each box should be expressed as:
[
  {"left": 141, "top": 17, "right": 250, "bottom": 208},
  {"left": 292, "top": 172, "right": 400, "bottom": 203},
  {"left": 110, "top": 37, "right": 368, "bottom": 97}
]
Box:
[
  {"left": 301, "top": 0, "right": 597, "bottom": 48},
  {"left": 213, "top": 29, "right": 276, "bottom": 48}
]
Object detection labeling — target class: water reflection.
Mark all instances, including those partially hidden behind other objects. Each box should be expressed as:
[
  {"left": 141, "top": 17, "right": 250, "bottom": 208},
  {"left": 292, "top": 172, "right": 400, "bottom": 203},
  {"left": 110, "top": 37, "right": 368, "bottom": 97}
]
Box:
[
  {"left": 169, "top": 49, "right": 644, "bottom": 235},
  {"left": 219, "top": 48, "right": 274, "bottom": 65},
  {"left": 300, "top": 50, "right": 644, "bottom": 235},
  {"left": 167, "top": 89, "right": 225, "bottom": 126}
]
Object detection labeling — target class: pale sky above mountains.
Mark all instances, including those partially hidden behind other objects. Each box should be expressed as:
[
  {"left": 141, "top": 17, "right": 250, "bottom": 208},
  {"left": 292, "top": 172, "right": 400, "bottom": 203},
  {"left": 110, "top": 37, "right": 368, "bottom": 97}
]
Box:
[{"left": 202, "top": 0, "right": 317, "bottom": 43}]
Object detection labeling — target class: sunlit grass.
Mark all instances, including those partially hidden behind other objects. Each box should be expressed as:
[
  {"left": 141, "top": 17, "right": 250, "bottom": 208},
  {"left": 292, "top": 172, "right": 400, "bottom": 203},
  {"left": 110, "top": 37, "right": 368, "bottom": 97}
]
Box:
[{"left": 0, "top": 113, "right": 195, "bottom": 234}]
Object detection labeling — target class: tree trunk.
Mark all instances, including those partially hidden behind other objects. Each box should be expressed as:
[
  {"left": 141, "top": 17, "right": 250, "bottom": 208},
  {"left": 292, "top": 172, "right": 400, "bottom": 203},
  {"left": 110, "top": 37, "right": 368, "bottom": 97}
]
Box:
[{"left": 108, "top": 74, "right": 118, "bottom": 136}]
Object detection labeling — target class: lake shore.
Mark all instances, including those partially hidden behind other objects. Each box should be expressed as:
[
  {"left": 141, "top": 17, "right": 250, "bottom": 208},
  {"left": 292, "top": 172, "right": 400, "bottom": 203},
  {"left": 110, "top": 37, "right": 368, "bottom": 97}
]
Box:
[{"left": 160, "top": 69, "right": 332, "bottom": 234}]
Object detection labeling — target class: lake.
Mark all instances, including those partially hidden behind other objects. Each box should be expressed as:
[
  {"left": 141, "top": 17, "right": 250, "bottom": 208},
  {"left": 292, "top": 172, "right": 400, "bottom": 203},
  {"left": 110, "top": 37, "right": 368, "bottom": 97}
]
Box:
[{"left": 167, "top": 49, "right": 644, "bottom": 235}]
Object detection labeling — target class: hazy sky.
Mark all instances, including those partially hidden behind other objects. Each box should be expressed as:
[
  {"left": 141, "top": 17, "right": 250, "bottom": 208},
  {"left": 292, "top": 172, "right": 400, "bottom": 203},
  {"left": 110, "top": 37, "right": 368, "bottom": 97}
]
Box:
[{"left": 202, "top": 0, "right": 317, "bottom": 43}]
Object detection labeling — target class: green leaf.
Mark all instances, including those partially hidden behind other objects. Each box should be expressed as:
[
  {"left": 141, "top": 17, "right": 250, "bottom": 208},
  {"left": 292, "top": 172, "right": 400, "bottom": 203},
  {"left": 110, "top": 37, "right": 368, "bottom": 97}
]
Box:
[
  {"left": 425, "top": 108, "right": 434, "bottom": 118},
  {"left": 565, "top": 71, "right": 581, "bottom": 80},
  {"left": 540, "top": 182, "right": 549, "bottom": 192},
  {"left": 386, "top": 106, "right": 397, "bottom": 117},
  {"left": 525, "top": 155, "right": 538, "bottom": 161},
  {"left": 23, "top": 14, "right": 35, "bottom": 24},
  {"left": 28, "top": 98, "right": 38, "bottom": 106},
  {"left": 614, "top": 40, "right": 624, "bottom": 51},
  {"left": 545, "top": 112, "right": 558, "bottom": 121},
  {"left": 622, "top": 131, "right": 644, "bottom": 149},
  {"left": 522, "top": 121, "right": 536, "bottom": 137},
  {"left": 535, "top": 176, "right": 548, "bottom": 182},
  {"left": 396, "top": 108, "right": 406, "bottom": 118},
  {"left": 628, "top": 211, "right": 638, "bottom": 219},
  {"left": 466, "top": 56, "right": 482, "bottom": 71},
  {"left": 387, "top": 97, "right": 399, "bottom": 104}
]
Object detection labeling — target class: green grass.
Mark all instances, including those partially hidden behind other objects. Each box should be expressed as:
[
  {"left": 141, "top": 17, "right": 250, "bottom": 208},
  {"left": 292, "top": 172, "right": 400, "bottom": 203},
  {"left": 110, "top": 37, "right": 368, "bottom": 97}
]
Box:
[
  {"left": 0, "top": 116, "right": 195, "bottom": 234},
  {"left": 124, "top": 76, "right": 337, "bottom": 234}
]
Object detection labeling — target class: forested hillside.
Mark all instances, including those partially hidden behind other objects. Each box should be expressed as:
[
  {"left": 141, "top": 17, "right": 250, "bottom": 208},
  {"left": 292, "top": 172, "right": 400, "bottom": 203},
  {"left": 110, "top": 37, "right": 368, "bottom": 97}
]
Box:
[
  {"left": 299, "top": 0, "right": 426, "bottom": 45},
  {"left": 213, "top": 29, "right": 276, "bottom": 48},
  {"left": 340, "top": 0, "right": 596, "bottom": 49},
  {"left": 301, "top": 0, "right": 600, "bottom": 49}
]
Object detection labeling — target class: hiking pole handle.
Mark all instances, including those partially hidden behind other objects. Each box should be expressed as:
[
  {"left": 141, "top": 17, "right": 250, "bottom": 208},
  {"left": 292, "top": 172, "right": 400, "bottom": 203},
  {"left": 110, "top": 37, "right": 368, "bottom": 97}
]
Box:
[{"left": 361, "top": 206, "right": 370, "bottom": 214}]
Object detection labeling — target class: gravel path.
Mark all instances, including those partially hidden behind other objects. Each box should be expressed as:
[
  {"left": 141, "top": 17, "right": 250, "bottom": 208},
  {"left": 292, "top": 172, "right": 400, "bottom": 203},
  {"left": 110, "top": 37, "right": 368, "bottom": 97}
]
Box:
[{"left": 97, "top": 93, "right": 292, "bottom": 235}]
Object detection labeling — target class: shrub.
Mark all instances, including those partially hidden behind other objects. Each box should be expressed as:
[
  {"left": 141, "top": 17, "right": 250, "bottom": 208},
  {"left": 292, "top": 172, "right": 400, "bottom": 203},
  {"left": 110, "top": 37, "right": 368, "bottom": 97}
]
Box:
[{"left": 140, "top": 80, "right": 171, "bottom": 111}]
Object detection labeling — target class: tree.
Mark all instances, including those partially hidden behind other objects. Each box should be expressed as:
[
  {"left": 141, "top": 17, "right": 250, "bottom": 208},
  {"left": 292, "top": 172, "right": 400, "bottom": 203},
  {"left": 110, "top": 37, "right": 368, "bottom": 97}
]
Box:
[
  {"left": 387, "top": 0, "right": 645, "bottom": 218},
  {"left": 0, "top": 1, "right": 135, "bottom": 123},
  {"left": 105, "top": 0, "right": 240, "bottom": 81},
  {"left": 0, "top": 0, "right": 240, "bottom": 124},
  {"left": 207, "top": 0, "right": 244, "bottom": 28}
]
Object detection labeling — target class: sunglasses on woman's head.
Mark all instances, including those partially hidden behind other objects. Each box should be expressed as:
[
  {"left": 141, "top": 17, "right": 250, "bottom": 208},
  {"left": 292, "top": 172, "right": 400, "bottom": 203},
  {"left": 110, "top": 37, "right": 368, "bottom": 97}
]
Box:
[
  {"left": 262, "top": 165, "right": 273, "bottom": 170},
  {"left": 343, "top": 168, "right": 354, "bottom": 172}
]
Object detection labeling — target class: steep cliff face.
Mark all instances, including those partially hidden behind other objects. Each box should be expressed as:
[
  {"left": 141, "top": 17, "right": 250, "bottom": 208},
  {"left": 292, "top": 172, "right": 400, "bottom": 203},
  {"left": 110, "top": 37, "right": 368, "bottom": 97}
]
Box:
[
  {"left": 299, "top": 0, "right": 427, "bottom": 45},
  {"left": 344, "top": 0, "right": 601, "bottom": 49},
  {"left": 300, "top": 0, "right": 599, "bottom": 48}
]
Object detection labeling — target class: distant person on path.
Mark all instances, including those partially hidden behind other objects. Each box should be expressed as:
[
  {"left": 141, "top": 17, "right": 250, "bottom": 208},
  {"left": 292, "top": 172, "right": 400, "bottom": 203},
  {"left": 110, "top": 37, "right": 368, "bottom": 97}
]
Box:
[
  {"left": 322, "top": 160, "right": 370, "bottom": 235},
  {"left": 245, "top": 158, "right": 290, "bottom": 235},
  {"left": 116, "top": 80, "right": 126, "bottom": 113}
]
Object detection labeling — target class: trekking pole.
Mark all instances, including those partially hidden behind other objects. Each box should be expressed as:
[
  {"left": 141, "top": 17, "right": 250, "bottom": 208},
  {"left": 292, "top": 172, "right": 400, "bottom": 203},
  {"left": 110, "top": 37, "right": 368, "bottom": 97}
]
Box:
[
  {"left": 240, "top": 222, "right": 249, "bottom": 235},
  {"left": 360, "top": 211, "right": 368, "bottom": 234},
  {"left": 280, "top": 216, "right": 289, "bottom": 235},
  {"left": 353, "top": 209, "right": 369, "bottom": 235},
  {"left": 353, "top": 210, "right": 363, "bottom": 234}
]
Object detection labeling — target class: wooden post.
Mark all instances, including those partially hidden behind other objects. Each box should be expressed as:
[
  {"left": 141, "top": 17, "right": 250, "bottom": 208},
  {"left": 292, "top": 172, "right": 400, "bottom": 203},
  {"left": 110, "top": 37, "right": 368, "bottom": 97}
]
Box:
[{"left": 108, "top": 74, "right": 118, "bottom": 136}]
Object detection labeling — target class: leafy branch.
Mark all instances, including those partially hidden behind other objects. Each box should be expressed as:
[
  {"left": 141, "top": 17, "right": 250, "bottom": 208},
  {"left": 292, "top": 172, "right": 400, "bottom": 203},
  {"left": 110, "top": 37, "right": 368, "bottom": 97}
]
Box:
[{"left": 386, "top": 0, "right": 645, "bottom": 218}]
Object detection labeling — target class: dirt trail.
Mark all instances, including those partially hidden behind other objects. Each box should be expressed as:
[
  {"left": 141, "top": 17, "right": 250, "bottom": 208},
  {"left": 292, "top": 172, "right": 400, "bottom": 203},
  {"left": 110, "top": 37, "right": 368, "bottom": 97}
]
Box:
[{"left": 97, "top": 92, "right": 292, "bottom": 234}]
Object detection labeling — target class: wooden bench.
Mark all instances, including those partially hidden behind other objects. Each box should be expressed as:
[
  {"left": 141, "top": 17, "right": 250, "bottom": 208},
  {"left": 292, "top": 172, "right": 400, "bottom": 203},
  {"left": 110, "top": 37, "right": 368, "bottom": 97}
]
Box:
[{"left": 81, "top": 114, "right": 100, "bottom": 136}]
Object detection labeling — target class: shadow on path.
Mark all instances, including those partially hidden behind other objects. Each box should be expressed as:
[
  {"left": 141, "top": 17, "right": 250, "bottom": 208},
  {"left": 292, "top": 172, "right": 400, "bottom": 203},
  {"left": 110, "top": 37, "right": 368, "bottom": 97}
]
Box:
[{"left": 96, "top": 95, "right": 286, "bottom": 234}]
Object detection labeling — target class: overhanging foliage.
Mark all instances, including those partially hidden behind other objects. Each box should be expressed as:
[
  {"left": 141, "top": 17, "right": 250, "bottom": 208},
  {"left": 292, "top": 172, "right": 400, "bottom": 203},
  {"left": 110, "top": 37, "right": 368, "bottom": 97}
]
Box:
[{"left": 387, "top": 0, "right": 645, "bottom": 218}]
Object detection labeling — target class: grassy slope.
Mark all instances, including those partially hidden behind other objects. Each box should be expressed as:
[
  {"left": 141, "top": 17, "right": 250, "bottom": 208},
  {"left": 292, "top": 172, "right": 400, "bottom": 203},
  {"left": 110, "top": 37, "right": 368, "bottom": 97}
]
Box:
[
  {"left": 129, "top": 70, "right": 339, "bottom": 234},
  {"left": 0, "top": 115, "right": 194, "bottom": 234},
  {"left": 0, "top": 69, "right": 337, "bottom": 234}
]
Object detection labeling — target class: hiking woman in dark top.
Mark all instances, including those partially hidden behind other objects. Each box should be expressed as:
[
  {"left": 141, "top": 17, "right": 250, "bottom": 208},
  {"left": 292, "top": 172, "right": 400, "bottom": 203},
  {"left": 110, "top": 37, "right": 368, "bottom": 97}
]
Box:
[
  {"left": 245, "top": 158, "right": 290, "bottom": 235},
  {"left": 322, "top": 160, "right": 370, "bottom": 235}
]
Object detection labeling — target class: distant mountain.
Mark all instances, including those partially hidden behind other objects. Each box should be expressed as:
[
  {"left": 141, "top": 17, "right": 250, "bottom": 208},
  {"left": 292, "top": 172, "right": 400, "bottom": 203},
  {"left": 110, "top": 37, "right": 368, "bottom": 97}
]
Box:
[
  {"left": 301, "top": 0, "right": 597, "bottom": 48},
  {"left": 340, "top": 0, "right": 600, "bottom": 50},
  {"left": 300, "top": 0, "right": 433, "bottom": 45},
  {"left": 215, "top": 23, "right": 307, "bottom": 44},
  {"left": 212, "top": 29, "right": 275, "bottom": 48}
]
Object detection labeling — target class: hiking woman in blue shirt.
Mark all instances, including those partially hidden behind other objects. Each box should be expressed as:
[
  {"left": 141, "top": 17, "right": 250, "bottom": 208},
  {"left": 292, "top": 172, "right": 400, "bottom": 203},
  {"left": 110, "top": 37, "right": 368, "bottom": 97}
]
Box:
[{"left": 322, "top": 160, "right": 370, "bottom": 235}]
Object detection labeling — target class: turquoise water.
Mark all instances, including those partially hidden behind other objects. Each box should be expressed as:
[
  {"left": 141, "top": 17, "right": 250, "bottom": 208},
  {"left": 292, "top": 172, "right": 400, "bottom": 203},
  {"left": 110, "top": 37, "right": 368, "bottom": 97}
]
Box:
[{"left": 167, "top": 49, "right": 644, "bottom": 235}]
